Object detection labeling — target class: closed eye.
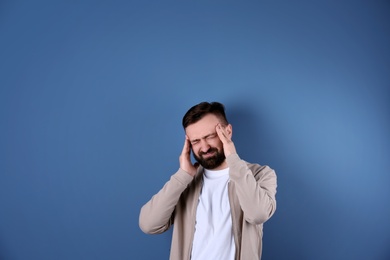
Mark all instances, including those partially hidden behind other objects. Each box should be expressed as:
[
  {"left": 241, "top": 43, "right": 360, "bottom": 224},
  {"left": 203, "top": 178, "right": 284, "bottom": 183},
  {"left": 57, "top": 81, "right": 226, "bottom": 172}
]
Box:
[
  {"left": 206, "top": 133, "right": 217, "bottom": 140},
  {"left": 190, "top": 140, "right": 200, "bottom": 145}
]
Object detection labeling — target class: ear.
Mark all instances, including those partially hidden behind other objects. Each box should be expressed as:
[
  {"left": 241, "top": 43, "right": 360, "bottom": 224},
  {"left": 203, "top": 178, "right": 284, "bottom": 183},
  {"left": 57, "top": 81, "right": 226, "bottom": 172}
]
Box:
[{"left": 226, "top": 124, "right": 233, "bottom": 138}]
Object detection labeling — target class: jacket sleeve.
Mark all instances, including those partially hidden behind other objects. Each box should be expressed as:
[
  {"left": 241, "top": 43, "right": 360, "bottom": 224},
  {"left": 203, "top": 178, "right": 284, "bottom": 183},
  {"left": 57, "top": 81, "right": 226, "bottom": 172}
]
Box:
[
  {"left": 227, "top": 153, "right": 277, "bottom": 225},
  {"left": 139, "top": 168, "right": 194, "bottom": 234}
]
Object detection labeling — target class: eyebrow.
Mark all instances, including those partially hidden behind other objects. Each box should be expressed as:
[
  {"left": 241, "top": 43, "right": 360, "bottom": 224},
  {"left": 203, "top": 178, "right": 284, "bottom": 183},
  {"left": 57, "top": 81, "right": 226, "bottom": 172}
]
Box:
[{"left": 190, "top": 132, "right": 217, "bottom": 143}]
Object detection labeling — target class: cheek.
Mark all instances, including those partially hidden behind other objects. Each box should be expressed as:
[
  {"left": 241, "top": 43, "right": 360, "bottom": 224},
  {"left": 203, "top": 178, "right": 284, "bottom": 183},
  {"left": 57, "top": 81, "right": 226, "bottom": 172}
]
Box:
[
  {"left": 191, "top": 145, "right": 200, "bottom": 155},
  {"left": 211, "top": 139, "right": 224, "bottom": 150}
]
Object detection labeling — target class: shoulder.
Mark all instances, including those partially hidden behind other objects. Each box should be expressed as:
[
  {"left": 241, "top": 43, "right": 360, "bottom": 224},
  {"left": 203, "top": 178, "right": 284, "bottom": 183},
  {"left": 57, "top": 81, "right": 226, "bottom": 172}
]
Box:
[{"left": 245, "top": 161, "right": 276, "bottom": 180}]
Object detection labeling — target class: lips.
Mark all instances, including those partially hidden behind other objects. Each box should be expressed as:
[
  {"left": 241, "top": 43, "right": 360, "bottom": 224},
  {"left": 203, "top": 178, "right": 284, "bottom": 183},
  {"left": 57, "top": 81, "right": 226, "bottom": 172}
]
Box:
[
  {"left": 202, "top": 151, "right": 216, "bottom": 159},
  {"left": 200, "top": 149, "right": 217, "bottom": 159}
]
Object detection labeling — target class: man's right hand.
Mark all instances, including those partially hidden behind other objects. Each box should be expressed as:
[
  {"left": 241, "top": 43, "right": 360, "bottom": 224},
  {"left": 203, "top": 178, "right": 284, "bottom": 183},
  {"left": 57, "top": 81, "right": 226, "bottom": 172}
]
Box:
[{"left": 179, "top": 136, "right": 198, "bottom": 177}]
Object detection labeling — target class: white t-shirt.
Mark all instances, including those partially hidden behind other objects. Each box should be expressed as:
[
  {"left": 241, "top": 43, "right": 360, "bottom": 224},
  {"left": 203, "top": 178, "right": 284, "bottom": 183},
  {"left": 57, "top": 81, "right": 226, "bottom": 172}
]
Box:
[{"left": 191, "top": 168, "right": 235, "bottom": 260}]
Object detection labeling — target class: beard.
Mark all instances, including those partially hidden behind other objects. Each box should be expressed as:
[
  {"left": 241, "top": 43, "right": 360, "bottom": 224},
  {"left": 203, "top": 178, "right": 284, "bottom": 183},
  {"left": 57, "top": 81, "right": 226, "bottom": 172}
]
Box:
[{"left": 193, "top": 147, "right": 226, "bottom": 170}]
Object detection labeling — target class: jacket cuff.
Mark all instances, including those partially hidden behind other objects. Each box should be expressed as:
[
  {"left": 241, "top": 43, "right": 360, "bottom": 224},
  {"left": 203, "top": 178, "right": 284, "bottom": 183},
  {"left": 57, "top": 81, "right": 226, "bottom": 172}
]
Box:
[
  {"left": 226, "top": 153, "right": 242, "bottom": 166},
  {"left": 226, "top": 153, "right": 248, "bottom": 180},
  {"left": 173, "top": 168, "right": 194, "bottom": 186}
]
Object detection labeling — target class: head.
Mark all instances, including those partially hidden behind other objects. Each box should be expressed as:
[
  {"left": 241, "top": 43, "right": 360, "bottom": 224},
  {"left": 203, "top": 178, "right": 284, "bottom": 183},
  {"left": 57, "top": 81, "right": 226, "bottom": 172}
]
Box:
[{"left": 182, "top": 102, "right": 232, "bottom": 170}]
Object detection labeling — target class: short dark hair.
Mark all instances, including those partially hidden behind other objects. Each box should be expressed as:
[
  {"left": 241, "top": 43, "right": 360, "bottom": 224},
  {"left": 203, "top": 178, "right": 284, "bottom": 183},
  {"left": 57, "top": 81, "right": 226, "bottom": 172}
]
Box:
[{"left": 182, "top": 102, "right": 228, "bottom": 129}]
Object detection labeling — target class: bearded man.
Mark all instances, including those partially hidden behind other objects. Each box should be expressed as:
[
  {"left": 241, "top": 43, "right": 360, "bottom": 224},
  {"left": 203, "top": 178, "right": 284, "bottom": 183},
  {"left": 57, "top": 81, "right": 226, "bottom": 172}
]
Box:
[{"left": 139, "top": 101, "right": 277, "bottom": 260}]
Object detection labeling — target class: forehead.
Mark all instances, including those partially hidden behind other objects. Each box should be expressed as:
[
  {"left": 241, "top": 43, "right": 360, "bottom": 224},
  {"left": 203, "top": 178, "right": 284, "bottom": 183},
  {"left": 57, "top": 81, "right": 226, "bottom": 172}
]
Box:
[{"left": 185, "top": 114, "right": 220, "bottom": 139}]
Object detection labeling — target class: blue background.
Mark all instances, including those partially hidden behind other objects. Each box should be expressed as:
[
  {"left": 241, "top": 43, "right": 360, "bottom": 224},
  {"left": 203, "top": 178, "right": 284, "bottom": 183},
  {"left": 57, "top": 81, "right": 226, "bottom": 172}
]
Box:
[{"left": 1, "top": 1, "right": 389, "bottom": 259}]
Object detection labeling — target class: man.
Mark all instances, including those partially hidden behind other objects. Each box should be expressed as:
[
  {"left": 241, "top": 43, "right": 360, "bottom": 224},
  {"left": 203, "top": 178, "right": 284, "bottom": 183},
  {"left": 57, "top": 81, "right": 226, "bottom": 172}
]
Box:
[{"left": 139, "top": 102, "right": 277, "bottom": 260}]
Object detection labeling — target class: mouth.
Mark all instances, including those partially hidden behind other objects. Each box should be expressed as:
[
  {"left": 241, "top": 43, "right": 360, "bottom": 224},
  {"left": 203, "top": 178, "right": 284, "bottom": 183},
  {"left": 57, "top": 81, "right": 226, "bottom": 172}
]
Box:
[{"left": 201, "top": 150, "right": 216, "bottom": 159}]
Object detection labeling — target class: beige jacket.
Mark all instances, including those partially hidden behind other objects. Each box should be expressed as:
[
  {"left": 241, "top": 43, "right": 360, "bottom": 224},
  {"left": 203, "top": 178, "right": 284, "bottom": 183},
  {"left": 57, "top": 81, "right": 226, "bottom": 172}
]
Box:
[{"left": 139, "top": 153, "right": 277, "bottom": 260}]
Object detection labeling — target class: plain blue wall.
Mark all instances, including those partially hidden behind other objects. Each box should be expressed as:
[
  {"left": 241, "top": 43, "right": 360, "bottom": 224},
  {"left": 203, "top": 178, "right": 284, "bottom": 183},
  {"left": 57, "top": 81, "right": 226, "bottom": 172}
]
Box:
[{"left": 1, "top": 1, "right": 389, "bottom": 259}]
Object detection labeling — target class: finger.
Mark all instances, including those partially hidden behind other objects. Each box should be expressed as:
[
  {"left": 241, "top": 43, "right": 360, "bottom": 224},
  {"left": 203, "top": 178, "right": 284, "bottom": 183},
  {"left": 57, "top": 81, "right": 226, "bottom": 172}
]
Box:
[
  {"left": 215, "top": 124, "right": 224, "bottom": 139},
  {"left": 216, "top": 124, "right": 228, "bottom": 142},
  {"left": 181, "top": 136, "right": 191, "bottom": 155}
]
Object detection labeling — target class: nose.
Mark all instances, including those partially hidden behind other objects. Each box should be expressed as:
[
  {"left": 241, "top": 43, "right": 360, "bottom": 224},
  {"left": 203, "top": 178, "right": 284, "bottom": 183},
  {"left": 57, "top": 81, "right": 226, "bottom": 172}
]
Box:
[{"left": 199, "top": 139, "right": 211, "bottom": 153}]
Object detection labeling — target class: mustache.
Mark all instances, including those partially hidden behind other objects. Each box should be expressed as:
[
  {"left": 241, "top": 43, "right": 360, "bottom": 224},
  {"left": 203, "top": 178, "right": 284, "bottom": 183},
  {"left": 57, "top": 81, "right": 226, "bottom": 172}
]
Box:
[{"left": 199, "top": 147, "right": 218, "bottom": 156}]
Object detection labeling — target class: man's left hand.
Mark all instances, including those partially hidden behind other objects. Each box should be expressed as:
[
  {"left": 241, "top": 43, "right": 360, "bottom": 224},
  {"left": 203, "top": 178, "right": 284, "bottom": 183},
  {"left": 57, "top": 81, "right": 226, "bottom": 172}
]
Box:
[{"left": 216, "top": 123, "right": 237, "bottom": 157}]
